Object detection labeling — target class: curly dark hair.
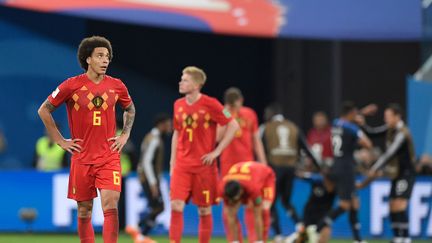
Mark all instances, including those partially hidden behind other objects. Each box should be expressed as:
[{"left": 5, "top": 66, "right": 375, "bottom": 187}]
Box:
[{"left": 77, "top": 36, "right": 113, "bottom": 70}]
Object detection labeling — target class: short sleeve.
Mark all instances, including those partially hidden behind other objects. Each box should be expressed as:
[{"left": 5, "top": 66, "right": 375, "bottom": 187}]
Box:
[
  {"left": 173, "top": 101, "right": 182, "bottom": 131},
  {"left": 345, "top": 123, "right": 362, "bottom": 140},
  {"left": 117, "top": 81, "right": 132, "bottom": 109},
  {"left": 207, "top": 98, "right": 232, "bottom": 126},
  {"left": 47, "top": 79, "right": 73, "bottom": 107}
]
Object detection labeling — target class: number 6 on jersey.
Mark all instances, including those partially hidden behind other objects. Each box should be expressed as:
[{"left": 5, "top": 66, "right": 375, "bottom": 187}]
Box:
[{"left": 93, "top": 111, "right": 101, "bottom": 126}]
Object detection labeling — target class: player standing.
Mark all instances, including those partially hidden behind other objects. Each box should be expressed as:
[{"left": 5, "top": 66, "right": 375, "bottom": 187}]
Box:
[
  {"left": 38, "top": 36, "right": 135, "bottom": 243},
  {"left": 169, "top": 66, "right": 239, "bottom": 243},
  {"left": 219, "top": 87, "right": 267, "bottom": 175},
  {"left": 219, "top": 87, "right": 267, "bottom": 242},
  {"left": 357, "top": 104, "right": 416, "bottom": 243},
  {"left": 313, "top": 102, "right": 371, "bottom": 243},
  {"left": 220, "top": 162, "right": 275, "bottom": 243},
  {"left": 126, "top": 114, "right": 172, "bottom": 243}
]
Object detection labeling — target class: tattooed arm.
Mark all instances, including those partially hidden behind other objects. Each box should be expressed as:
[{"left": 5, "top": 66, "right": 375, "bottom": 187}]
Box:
[
  {"left": 109, "top": 102, "right": 136, "bottom": 152},
  {"left": 38, "top": 99, "right": 82, "bottom": 154},
  {"left": 122, "top": 102, "right": 136, "bottom": 136}
]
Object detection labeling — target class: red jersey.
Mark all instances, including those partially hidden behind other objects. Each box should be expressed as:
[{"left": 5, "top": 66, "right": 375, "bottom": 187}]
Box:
[
  {"left": 173, "top": 94, "right": 232, "bottom": 170},
  {"left": 306, "top": 126, "right": 333, "bottom": 160},
  {"left": 48, "top": 74, "right": 132, "bottom": 165},
  {"left": 220, "top": 162, "right": 274, "bottom": 205},
  {"left": 220, "top": 106, "right": 258, "bottom": 166}
]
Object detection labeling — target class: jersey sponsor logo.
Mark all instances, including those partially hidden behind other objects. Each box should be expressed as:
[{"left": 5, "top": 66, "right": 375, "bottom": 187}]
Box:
[
  {"left": 92, "top": 96, "right": 104, "bottom": 108},
  {"left": 51, "top": 87, "right": 60, "bottom": 98},
  {"left": 223, "top": 108, "right": 231, "bottom": 118},
  {"left": 109, "top": 89, "right": 115, "bottom": 93}
]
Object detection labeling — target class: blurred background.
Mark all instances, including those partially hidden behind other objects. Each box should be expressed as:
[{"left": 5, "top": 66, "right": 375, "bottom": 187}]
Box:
[{"left": 0, "top": 0, "right": 431, "bottom": 241}]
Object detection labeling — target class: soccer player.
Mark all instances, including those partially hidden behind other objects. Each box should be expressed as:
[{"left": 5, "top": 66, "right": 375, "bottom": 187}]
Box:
[
  {"left": 261, "top": 103, "right": 320, "bottom": 241},
  {"left": 357, "top": 104, "right": 416, "bottom": 243},
  {"left": 313, "top": 102, "right": 371, "bottom": 243},
  {"left": 126, "top": 114, "right": 172, "bottom": 243},
  {"left": 284, "top": 162, "right": 336, "bottom": 243},
  {"left": 219, "top": 87, "right": 267, "bottom": 175},
  {"left": 38, "top": 36, "right": 135, "bottom": 243},
  {"left": 220, "top": 162, "right": 275, "bottom": 243},
  {"left": 218, "top": 87, "right": 267, "bottom": 242},
  {"left": 169, "top": 66, "right": 239, "bottom": 243}
]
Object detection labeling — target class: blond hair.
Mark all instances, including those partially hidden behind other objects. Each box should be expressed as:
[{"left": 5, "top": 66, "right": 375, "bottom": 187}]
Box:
[{"left": 183, "top": 66, "right": 207, "bottom": 86}]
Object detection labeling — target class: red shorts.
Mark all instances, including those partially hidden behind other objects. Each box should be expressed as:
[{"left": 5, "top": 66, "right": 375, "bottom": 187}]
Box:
[
  {"left": 68, "top": 159, "right": 122, "bottom": 201},
  {"left": 170, "top": 166, "right": 218, "bottom": 206},
  {"left": 261, "top": 170, "right": 276, "bottom": 203}
]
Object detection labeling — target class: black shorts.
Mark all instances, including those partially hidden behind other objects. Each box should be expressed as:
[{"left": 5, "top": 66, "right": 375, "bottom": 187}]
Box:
[
  {"left": 390, "top": 173, "right": 415, "bottom": 199},
  {"left": 270, "top": 164, "right": 295, "bottom": 207},
  {"left": 303, "top": 204, "right": 332, "bottom": 226},
  {"left": 302, "top": 184, "right": 335, "bottom": 226},
  {"left": 329, "top": 166, "right": 355, "bottom": 200},
  {"left": 142, "top": 180, "right": 164, "bottom": 209}
]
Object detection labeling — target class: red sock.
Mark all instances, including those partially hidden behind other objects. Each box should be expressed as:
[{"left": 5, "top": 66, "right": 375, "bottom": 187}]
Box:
[
  {"left": 169, "top": 210, "right": 184, "bottom": 243},
  {"left": 199, "top": 214, "right": 213, "bottom": 243},
  {"left": 78, "top": 217, "right": 95, "bottom": 243},
  {"left": 222, "top": 209, "right": 243, "bottom": 242},
  {"left": 103, "top": 209, "right": 119, "bottom": 243},
  {"left": 263, "top": 209, "right": 271, "bottom": 242},
  {"left": 244, "top": 207, "right": 257, "bottom": 242}
]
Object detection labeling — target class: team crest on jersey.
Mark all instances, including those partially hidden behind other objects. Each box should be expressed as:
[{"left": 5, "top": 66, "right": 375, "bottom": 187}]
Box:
[
  {"left": 92, "top": 96, "right": 104, "bottom": 108},
  {"left": 185, "top": 115, "right": 194, "bottom": 126}
]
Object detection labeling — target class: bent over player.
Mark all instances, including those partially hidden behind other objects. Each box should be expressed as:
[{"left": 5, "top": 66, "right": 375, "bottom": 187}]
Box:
[
  {"left": 38, "top": 36, "right": 135, "bottom": 243},
  {"left": 169, "top": 66, "right": 239, "bottom": 243},
  {"left": 221, "top": 162, "right": 275, "bottom": 243}
]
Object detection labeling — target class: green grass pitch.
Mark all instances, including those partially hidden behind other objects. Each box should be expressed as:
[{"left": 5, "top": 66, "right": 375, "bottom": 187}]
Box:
[{"left": 0, "top": 234, "right": 429, "bottom": 243}]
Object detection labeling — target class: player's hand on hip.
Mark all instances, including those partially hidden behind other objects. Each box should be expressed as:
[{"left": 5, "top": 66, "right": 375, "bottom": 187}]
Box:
[
  {"left": 59, "top": 138, "right": 83, "bottom": 154},
  {"left": 108, "top": 134, "right": 129, "bottom": 152},
  {"left": 201, "top": 150, "right": 220, "bottom": 165}
]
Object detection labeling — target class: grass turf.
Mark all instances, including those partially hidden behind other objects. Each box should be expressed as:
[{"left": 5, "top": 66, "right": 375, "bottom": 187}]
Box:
[{"left": 0, "top": 234, "right": 429, "bottom": 243}]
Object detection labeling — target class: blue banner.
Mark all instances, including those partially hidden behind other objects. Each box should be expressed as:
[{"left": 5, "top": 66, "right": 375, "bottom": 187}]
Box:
[{"left": 1, "top": 170, "right": 431, "bottom": 239}]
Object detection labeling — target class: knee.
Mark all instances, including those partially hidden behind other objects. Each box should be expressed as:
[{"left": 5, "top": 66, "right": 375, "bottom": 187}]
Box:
[
  {"left": 390, "top": 199, "right": 407, "bottom": 211},
  {"left": 198, "top": 206, "right": 212, "bottom": 216},
  {"left": 78, "top": 201, "right": 93, "bottom": 218},
  {"left": 171, "top": 200, "right": 185, "bottom": 212},
  {"left": 102, "top": 194, "right": 120, "bottom": 211}
]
